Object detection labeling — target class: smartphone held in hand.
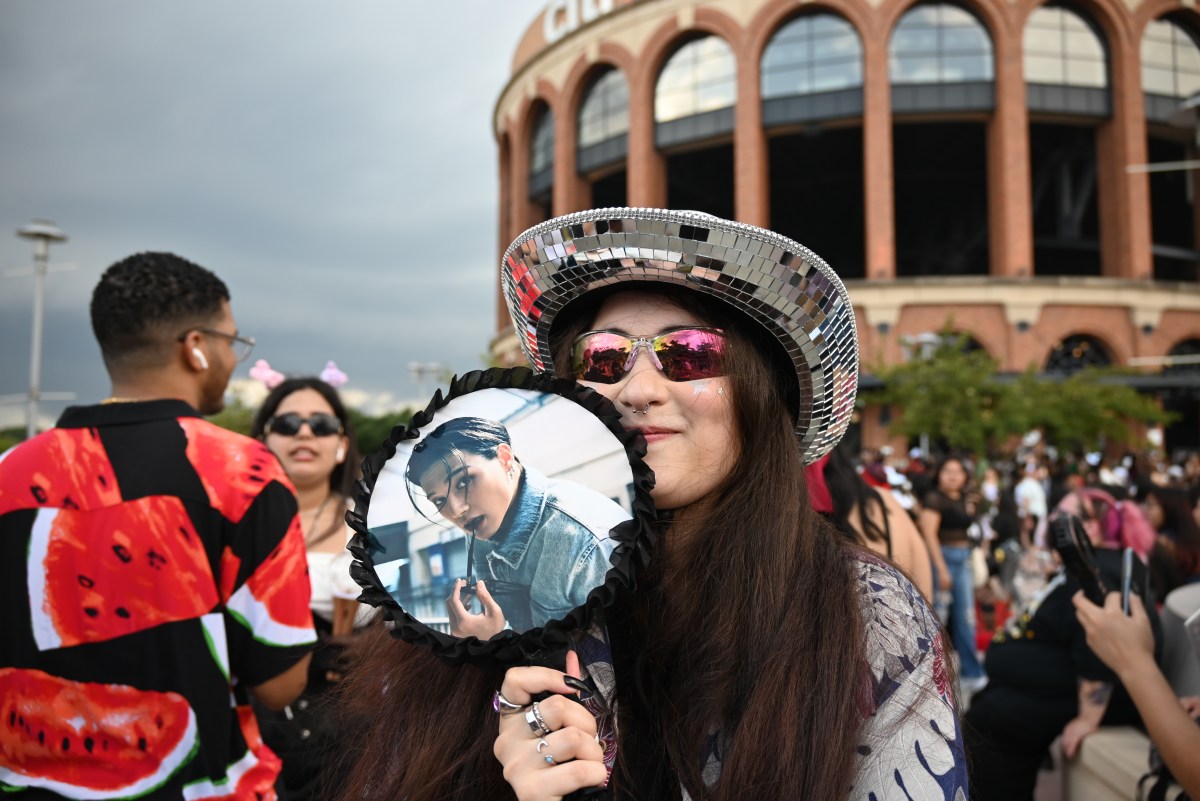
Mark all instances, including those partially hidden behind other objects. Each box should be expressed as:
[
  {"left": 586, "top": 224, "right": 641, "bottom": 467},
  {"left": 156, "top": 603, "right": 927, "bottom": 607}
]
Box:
[{"left": 1120, "top": 547, "right": 1148, "bottom": 616}]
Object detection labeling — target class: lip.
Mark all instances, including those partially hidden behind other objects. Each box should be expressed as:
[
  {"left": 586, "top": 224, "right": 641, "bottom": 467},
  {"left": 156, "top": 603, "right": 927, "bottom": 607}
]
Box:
[
  {"left": 627, "top": 425, "right": 678, "bottom": 443},
  {"left": 464, "top": 514, "right": 486, "bottom": 534},
  {"left": 288, "top": 446, "right": 320, "bottom": 462}
]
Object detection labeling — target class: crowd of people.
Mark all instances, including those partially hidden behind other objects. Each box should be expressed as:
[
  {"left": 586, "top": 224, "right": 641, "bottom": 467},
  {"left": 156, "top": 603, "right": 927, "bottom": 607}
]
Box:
[
  {"left": 0, "top": 208, "right": 1197, "bottom": 801},
  {"left": 847, "top": 444, "right": 1200, "bottom": 799}
]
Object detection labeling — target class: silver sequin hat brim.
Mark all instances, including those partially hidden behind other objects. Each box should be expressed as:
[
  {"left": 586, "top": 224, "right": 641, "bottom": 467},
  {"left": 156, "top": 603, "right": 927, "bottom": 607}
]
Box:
[{"left": 500, "top": 207, "right": 859, "bottom": 466}]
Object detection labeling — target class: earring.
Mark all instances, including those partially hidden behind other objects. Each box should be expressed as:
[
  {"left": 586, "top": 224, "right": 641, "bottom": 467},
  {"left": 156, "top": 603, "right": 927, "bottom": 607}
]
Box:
[
  {"left": 336, "top": 446, "right": 345, "bottom": 462},
  {"left": 507, "top": 466, "right": 515, "bottom": 479}
]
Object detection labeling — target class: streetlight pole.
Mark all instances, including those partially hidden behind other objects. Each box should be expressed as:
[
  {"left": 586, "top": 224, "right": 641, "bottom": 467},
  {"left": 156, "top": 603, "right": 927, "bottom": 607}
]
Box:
[{"left": 16, "top": 220, "right": 68, "bottom": 439}]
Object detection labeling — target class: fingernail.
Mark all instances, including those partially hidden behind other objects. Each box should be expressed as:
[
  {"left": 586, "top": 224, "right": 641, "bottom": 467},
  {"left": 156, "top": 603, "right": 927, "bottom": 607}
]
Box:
[{"left": 562, "top": 675, "right": 589, "bottom": 694}]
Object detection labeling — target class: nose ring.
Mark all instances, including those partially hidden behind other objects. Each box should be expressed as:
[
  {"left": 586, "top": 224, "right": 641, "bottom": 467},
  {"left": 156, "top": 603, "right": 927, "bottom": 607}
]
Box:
[{"left": 632, "top": 404, "right": 650, "bottom": 416}]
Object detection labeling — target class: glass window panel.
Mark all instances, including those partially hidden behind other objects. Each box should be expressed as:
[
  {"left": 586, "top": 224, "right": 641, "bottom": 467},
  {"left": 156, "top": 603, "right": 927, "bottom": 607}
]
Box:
[
  {"left": 939, "top": 5, "right": 976, "bottom": 26},
  {"left": 1064, "top": 30, "right": 1103, "bottom": 59},
  {"left": 696, "top": 80, "right": 736, "bottom": 113},
  {"left": 893, "top": 26, "right": 940, "bottom": 53},
  {"left": 1026, "top": 54, "right": 1065, "bottom": 84},
  {"left": 1140, "top": 19, "right": 1200, "bottom": 98},
  {"left": 578, "top": 69, "right": 629, "bottom": 149},
  {"left": 943, "top": 53, "right": 992, "bottom": 81},
  {"left": 1141, "top": 38, "right": 1175, "bottom": 69},
  {"left": 529, "top": 110, "right": 554, "bottom": 175},
  {"left": 943, "top": 25, "right": 989, "bottom": 52},
  {"left": 1067, "top": 58, "right": 1107, "bottom": 87},
  {"left": 894, "top": 55, "right": 943, "bottom": 82},
  {"left": 762, "top": 14, "right": 862, "bottom": 99},
  {"left": 656, "top": 35, "right": 736, "bottom": 122},
  {"left": 809, "top": 62, "right": 853, "bottom": 91},
  {"left": 1143, "top": 66, "right": 1176, "bottom": 95},
  {"left": 890, "top": 4, "right": 993, "bottom": 83},
  {"left": 811, "top": 15, "right": 844, "bottom": 36},
  {"left": 1178, "top": 39, "right": 1200, "bottom": 71},
  {"left": 763, "top": 39, "right": 807, "bottom": 70},
  {"left": 1024, "top": 26, "right": 1061, "bottom": 56},
  {"left": 1023, "top": 6, "right": 1110, "bottom": 90}
]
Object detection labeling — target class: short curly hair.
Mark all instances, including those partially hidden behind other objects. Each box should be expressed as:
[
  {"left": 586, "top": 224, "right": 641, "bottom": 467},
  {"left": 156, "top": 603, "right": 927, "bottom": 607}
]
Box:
[{"left": 91, "top": 252, "right": 229, "bottom": 371}]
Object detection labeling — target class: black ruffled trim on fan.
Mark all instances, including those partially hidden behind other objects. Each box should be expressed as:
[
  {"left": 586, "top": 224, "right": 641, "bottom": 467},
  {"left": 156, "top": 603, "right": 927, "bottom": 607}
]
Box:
[{"left": 345, "top": 367, "right": 656, "bottom": 667}]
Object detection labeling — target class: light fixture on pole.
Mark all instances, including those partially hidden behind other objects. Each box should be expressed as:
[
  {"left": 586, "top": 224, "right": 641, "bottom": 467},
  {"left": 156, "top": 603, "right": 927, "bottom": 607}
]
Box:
[{"left": 4, "top": 220, "right": 76, "bottom": 438}]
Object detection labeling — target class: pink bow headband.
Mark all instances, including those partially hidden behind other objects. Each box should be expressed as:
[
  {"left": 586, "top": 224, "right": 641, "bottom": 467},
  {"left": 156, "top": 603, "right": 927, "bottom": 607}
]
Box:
[{"left": 249, "top": 359, "right": 349, "bottom": 389}]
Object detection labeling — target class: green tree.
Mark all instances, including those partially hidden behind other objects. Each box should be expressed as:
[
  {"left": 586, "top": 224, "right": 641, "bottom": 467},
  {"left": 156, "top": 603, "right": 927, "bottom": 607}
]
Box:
[
  {"left": 864, "top": 330, "right": 1007, "bottom": 454},
  {"left": 864, "top": 328, "right": 1173, "bottom": 455},
  {"left": 206, "top": 397, "right": 255, "bottom": 437},
  {"left": 349, "top": 408, "right": 413, "bottom": 457},
  {"left": 0, "top": 427, "right": 25, "bottom": 453}
]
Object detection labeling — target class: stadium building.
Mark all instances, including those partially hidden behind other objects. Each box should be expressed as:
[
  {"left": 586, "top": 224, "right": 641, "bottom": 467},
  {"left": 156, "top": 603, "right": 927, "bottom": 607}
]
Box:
[{"left": 492, "top": 0, "right": 1200, "bottom": 452}]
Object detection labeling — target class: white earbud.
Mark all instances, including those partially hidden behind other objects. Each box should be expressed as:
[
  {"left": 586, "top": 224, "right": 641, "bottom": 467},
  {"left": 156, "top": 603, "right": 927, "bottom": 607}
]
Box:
[
  {"left": 191, "top": 348, "right": 209, "bottom": 370},
  {"left": 336, "top": 446, "right": 345, "bottom": 462}
]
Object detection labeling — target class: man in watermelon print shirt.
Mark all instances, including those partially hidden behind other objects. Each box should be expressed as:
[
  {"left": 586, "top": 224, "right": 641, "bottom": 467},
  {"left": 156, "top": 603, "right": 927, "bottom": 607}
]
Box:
[{"left": 0, "top": 253, "right": 316, "bottom": 800}]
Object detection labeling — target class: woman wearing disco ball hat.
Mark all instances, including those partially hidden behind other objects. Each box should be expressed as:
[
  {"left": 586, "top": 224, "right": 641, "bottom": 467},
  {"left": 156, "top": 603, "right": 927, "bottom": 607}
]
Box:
[{"left": 334, "top": 209, "right": 965, "bottom": 801}]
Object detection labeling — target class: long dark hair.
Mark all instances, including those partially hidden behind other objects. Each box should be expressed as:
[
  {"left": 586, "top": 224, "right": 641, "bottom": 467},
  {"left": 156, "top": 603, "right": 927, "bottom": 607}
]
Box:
[
  {"left": 822, "top": 442, "right": 889, "bottom": 549},
  {"left": 1145, "top": 485, "right": 1200, "bottom": 577},
  {"left": 250, "top": 377, "right": 359, "bottom": 498},
  {"left": 332, "top": 288, "right": 870, "bottom": 801}
]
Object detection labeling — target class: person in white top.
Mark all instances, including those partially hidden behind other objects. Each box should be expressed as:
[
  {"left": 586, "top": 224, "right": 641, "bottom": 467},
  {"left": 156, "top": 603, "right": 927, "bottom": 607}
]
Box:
[
  {"left": 1014, "top": 462, "right": 1049, "bottom": 548},
  {"left": 251, "top": 373, "right": 372, "bottom": 801}
]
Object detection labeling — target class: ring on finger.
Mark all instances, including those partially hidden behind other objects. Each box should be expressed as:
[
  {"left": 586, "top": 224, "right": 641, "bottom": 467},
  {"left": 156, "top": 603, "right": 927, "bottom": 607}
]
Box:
[
  {"left": 537, "top": 738, "right": 556, "bottom": 765},
  {"left": 492, "top": 690, "right": 524, "bottom": 716},
  {"left": 525, "top": 701, "right": 552, "bottom": 737}
]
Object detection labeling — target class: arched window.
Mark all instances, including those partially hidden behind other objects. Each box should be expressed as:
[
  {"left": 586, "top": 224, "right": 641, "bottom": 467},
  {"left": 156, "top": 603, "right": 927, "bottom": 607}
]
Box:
[
  {"left": 1167, "top": 338, "right": 1200, "bottom": 371},
  {"left": 890, "top": 4, "right": 994, "bottom": 84},
  {"left": 528, "top": 106, "right": 555, "bottom": 197},
  {"left": 578, "top": 69, "right": 629, "bottom": 149},
  {"left": 1142, "top": 18, "right": 1200, "bottom": 99},
  {"left": 762, "top": 14, "right": 863, "bottom": 99},
  {"left": 1024, "top": 6, "right": 1107, "bottom": 89},
  {"left": 1045, "top": 334, "right": 1113, "bottom": 372},
  {"left": 655, "top": 36, "right": 736, "bottom": 124}
]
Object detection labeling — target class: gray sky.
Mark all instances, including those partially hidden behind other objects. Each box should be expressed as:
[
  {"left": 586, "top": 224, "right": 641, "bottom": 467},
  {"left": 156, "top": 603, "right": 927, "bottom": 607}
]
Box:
[{"left": 0, "top": 0, "right": 547, "bottom": 428}]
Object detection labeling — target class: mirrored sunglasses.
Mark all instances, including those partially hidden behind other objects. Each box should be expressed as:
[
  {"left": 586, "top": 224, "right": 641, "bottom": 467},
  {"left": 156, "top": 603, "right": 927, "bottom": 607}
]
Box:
[
  {"left": 266, "top": 412, "right": 343, "bottom": 437},
  {"left": 571, "top": 327, "right": 727, "bottom": 384}
]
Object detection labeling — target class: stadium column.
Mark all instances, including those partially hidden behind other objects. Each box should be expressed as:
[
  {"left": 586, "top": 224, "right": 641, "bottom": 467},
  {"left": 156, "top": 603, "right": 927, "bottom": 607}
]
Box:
[
  {"left": 553, "top": 91, "right": 590, "bottom": 215},
  {"left": 862, "top": 20, "right": 896, "bottom": 280},
  {"left": 988, "top": 18, "right": 1034, "bottom": 278},
  {"left": 626, "top": 47, "right": 668, "bottom": 208},
  {"left": 735, "top": 38, "right": 769, "bottom": 227},
  {"left": 1097, "top": 28, "right": 1152, "bottom": 279}
]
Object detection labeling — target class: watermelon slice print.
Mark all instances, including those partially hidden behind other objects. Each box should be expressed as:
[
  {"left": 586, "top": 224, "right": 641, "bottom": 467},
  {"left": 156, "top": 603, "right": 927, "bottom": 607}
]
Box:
[
  {"left": 0, "top": 428, "right": 120, "bottom": 517},
  {"left": 225, "top": 516, "right": 315, "bottom": 647},
  {"left": 181, "top": 707, "right": 278, "bottom": 801},
  {"left": 0, "top": 668, "right": 198, "bottom": 799},
  {"left": 28, "top": 497, "right": 219, "bottom": 651},
  {"left": 178, "top": 419, "right": 291, "bottom": 525}
]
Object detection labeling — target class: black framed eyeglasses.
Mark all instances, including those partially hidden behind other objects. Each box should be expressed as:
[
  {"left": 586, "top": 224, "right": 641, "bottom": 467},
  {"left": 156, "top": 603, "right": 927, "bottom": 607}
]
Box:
[{"left": 176, "top": 327, "right": 256, "bottom": 362}]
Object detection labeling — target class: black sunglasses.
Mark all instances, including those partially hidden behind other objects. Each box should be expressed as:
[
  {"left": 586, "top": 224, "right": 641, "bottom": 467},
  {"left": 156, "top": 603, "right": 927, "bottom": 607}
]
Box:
[{"left": 265, "top": 412, "right": 343, "bottom": 437}]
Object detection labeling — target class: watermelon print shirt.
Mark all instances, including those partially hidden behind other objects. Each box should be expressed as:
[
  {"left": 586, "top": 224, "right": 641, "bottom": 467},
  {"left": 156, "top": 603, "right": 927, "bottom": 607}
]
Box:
[{"left": 0, "top": 400, "right": 316, "bottom": 800}]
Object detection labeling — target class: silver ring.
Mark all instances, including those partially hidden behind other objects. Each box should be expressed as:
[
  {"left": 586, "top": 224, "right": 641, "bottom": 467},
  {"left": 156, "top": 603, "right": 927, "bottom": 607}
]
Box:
[
  {"left": 525, "top": 701, "right": 552, "bottom": 737},
  {"left": 538, "top": 739, "right": 556, "bottom": 765},
  {"left": 493, "top": 690, "right": 523, "bottom": 716},
  {"left": 632, "top": 404, "right": 650, "bottom": 415}
]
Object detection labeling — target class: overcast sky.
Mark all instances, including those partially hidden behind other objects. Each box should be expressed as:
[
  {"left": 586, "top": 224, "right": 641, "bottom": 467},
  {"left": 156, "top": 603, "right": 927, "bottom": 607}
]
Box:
[{"left": 0, "top": 0, "right": 548, "bottom": 428}]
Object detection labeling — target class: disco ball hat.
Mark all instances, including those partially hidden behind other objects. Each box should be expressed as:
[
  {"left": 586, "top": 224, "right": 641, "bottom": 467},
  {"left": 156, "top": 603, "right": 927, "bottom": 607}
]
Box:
[{"left": 501, "top": 207, "right": 859, "bottom": 466}]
